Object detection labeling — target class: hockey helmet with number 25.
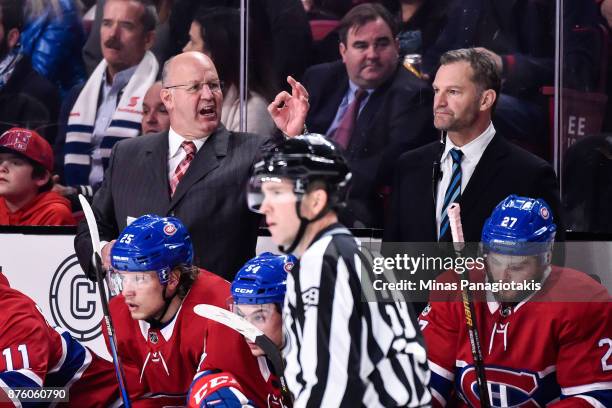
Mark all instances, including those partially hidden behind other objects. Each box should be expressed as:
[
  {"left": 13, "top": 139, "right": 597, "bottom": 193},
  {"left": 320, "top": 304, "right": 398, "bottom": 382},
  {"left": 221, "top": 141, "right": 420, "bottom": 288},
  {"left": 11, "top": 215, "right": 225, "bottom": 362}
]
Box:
[{"left": 111, "top": 214, "right": 194, "bottom": 286}]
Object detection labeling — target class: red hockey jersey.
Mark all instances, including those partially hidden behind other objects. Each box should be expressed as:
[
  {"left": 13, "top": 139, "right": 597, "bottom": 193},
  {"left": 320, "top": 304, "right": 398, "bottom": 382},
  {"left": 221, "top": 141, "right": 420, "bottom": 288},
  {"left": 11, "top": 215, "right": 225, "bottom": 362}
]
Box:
[
  {"left": 253, "top": 356, "right": 286, "bottom": 408},
  {"left": 187, "top": 356, "right": 287, "bottom": 408},
  {"left": 0, "top": 284, "right": 119, "bottom": 407},
  {"left": 105, "top": 269, "right": 270, "bottom": 407},
  {"left": 419, "top": 266, "right": 612, "bottom": 407}
]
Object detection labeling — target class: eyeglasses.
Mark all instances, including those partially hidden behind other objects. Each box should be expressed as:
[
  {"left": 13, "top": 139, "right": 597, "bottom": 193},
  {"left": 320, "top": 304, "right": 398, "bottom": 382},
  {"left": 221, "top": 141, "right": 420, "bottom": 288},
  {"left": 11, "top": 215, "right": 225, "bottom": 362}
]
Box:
[{"left": 164, "top": 80, "right": 224, "bottom": 94}]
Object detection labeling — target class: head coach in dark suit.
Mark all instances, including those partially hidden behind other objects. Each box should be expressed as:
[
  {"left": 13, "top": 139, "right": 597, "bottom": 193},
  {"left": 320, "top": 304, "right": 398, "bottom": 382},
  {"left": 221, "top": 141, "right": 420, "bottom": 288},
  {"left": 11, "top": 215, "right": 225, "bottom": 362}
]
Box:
[
  {"left": 301, "top": 3, "right": 436, "bottom": 228},
  {"left": 385, "top": 48, "right": 564, "bottom": 246},
  {"left": 74, "top": 51, "right": 309, "bottom": 281}
]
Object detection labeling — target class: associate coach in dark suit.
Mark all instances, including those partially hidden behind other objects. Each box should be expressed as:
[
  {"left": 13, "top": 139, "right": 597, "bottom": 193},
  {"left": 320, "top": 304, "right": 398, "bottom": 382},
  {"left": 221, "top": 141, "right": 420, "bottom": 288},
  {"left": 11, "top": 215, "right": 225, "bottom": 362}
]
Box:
[
  {"left": 74, "top": 51, "right": 309, "bottom": 281},
  {"left": 301, "top": 3, "right": 436, "bottom": 228},
  {"left": 385, "top": 48, "right": 563, "bottom": 245}
]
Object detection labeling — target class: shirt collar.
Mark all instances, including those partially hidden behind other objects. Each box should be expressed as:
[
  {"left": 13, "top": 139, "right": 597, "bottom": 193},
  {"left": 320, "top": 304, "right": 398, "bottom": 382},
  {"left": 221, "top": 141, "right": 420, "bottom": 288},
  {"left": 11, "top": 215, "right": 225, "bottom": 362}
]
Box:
[
  {"left": 168, "top": 127, "right": 208, "bottom": 158},
  {"left": 103, "top": 65, "right": 138, "bottom": 91},
  {"left": 441, "top": 122, "right": 496, "bottom": 164},
  {"left": 347, "top": 80, "right": 374, "bottom": 100}
]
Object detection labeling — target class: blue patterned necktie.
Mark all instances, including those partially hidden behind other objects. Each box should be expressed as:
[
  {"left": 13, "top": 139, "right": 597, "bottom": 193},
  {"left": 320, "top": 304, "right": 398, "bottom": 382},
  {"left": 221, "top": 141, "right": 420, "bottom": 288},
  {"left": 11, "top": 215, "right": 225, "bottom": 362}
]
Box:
[{"left": 439, "top": 148, "right": 463, "bottom": 241}]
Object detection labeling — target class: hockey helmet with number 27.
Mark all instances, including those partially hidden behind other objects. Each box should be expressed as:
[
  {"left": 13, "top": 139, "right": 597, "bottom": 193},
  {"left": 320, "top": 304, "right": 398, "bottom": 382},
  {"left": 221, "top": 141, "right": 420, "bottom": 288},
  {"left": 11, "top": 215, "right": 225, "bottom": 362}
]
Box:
[{"left": 481, "top": 195, "right": 557, "bottom": 257}]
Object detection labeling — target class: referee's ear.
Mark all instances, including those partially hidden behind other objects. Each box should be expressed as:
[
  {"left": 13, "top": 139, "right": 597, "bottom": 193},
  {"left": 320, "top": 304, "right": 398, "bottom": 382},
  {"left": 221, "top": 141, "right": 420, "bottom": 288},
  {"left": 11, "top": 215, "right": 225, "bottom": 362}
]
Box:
[{"left": 302, "top": 187, "right": 329, "bottom": 218}]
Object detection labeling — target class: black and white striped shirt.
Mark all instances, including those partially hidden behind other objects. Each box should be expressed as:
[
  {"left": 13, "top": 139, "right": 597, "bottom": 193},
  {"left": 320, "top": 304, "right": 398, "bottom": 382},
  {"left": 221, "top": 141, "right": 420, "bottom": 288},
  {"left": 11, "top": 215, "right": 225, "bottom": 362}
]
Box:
[{"left": 283, "top": 224, "right": 432, "bottom": 407}]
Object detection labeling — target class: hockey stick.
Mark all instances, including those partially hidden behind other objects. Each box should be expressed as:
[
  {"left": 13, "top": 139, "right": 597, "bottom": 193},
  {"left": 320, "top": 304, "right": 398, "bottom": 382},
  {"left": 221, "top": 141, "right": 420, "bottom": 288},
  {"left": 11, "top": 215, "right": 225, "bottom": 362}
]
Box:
[
  {"left": 447, "top": 203, "right": 491, "bottom": 408},
  {"left": 193, "top": 304, "right": 293, "bottom": 407},
  {"left": 78, "top": 195, "right": 131, "bottom": 408}
]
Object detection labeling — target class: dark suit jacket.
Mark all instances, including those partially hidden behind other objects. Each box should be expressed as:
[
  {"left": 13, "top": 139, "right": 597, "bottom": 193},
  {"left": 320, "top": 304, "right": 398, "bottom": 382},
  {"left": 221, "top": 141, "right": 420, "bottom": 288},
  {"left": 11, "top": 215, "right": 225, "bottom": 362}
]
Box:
[
  {"left": 0, "top": 56, "right": 60, "bottom": 144},
  {"left": 302, "top": 61, "right": 436, "bottom": 227},
  {"left": 384, "top": 133, "right": 564, "bottom": 244},
  {"left": 422, "top": 0, "right": 555, "bottom": 102},
  {"left": 74, "top": 127, "right": 268, "bottom": 281}
]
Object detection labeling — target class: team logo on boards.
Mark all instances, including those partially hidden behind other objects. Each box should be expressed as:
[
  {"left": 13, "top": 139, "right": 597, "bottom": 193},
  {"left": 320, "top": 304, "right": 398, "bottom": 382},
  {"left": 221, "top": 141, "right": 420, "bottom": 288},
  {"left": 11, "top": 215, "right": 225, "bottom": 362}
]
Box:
[{"left": 50, "top": 255, "right": 103, "bottom": 341}]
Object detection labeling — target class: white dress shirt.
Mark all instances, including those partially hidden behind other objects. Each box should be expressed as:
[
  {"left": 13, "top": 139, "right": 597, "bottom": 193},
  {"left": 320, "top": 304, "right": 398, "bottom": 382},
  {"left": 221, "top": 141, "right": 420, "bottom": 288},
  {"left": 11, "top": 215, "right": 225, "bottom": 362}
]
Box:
[
  {"left": 435, "top": 122, "right": 496, "bottom": 238},
  {"left": 167, "top": 127, "right": 208, "bottom": 182}
]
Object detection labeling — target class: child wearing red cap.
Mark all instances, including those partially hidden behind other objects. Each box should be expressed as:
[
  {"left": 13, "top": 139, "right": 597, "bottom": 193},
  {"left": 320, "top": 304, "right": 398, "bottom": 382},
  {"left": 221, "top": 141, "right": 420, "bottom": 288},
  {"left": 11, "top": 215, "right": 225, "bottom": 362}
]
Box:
[{"left": 0, "top": 128, "right": 75, "bottom": 225}]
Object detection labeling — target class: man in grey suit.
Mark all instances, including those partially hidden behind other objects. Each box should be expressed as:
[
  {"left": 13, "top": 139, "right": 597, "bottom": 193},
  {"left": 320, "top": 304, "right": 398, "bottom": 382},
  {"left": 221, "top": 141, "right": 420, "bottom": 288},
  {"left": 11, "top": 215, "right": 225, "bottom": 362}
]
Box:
[{"left": 74, "top": 51, "right": 309, "bottom": 281}]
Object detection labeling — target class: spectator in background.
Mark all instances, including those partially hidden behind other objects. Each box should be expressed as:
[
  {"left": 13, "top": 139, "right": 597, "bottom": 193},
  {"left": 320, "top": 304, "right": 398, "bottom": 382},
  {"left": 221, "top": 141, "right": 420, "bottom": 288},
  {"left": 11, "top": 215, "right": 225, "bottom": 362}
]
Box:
[
  {"left": 20, "top": 0, "right": 86, "bottom": 97},
  {"left": 82, "top": 0, "right": 173, "bottom": 75},
  {"left": 55, "top": 0, "right": 159, "bottom": 202},
  {"left": 0, "top": 128, "right": 75, "bottom": 225},
  {"left": 183, "top": 7, "right": 277, "bottom": 135},
  {"left": 305, "top": 1, "right": 345, "bottom": 65},
  {"left": 169, "top": 0, "right": 312, "bottom": 83},
  {"left": 421, "top": 0, "right": 555, "bottom": 152},
  {"left": 396, "top": 0, "right": 449, "bottom": 58},
  {"left": 142, "top": 80, "right": 169, "bottom": 134},
  {"left": 595, "top": 0, "right": 612, "bottom": 133},
  {"left": 602, "top": 0, "right": 612, "bottom": 26},
  {"left": 0, "top": 0, "right": 59, "bottom": 144},
  {"left": 300, "top": 3, "right": 435, "bottom": 228}
]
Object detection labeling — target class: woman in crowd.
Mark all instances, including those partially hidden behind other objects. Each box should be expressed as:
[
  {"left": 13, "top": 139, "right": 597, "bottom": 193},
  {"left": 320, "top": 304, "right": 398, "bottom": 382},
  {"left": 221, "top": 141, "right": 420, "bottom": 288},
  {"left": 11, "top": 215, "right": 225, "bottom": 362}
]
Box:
[{"left": 183, "top": 7, "right": 278, "bottom": 135}]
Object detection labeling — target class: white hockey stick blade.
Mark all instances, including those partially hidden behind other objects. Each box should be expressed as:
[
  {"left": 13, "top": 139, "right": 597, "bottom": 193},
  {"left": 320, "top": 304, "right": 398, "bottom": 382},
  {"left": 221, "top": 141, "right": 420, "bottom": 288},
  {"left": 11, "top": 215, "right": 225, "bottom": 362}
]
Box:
[
  {"left": 78, "top": 194, "right": 102, "bottom": 258},
  {"left": 193, "top": 304, "right": 263, "bottom": 343},
  {"left": 193, "top": 304, "right": 286, "bottom": 383}
]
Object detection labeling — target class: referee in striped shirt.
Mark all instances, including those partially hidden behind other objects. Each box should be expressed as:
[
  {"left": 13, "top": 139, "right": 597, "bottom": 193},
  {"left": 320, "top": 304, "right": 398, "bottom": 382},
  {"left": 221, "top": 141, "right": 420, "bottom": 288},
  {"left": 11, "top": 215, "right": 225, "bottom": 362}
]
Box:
[{"left": 247, "top": 134, "right": 431, "bottom": 407}]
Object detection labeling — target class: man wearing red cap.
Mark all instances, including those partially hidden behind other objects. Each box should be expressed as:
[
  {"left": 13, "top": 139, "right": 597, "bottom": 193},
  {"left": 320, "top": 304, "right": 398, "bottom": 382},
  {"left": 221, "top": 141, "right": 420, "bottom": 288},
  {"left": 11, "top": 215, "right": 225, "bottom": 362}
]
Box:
[{"left": 0, "top": 128, "right": 75, "bottom": 225}]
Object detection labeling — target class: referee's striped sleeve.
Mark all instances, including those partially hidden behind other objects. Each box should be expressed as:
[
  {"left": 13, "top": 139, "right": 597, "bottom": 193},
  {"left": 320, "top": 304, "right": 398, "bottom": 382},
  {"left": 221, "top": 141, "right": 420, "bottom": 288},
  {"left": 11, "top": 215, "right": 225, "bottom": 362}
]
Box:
[{"left": 283, "top": 234, "right": 431, "bottom": 407}]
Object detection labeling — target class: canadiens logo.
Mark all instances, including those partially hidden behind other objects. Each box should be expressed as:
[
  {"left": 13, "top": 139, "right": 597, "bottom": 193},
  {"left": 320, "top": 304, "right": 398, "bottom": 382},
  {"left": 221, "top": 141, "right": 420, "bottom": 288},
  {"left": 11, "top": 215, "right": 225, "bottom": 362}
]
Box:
[
  {"left": 460, "top": 366, "right": 541, "bottom": 407},
  {"left": 1, "top": 129, "right": 31, "bottom": 151},
  {"left": 284, "top": 261, "right": 295, "bottom": 273},
  {"left": 540, "top": 207, "right": 550, "bottom": 220},
  {"left": 163, "top": 223, "right": 177, "bottom": 236}
]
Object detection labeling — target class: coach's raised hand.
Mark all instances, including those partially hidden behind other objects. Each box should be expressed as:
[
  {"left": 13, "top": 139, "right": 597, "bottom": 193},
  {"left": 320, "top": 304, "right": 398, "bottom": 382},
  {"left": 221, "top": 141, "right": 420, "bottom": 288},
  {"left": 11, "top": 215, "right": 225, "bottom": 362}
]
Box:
[{"left": 268, "top": 76, "right": 309, "bottom": 137}]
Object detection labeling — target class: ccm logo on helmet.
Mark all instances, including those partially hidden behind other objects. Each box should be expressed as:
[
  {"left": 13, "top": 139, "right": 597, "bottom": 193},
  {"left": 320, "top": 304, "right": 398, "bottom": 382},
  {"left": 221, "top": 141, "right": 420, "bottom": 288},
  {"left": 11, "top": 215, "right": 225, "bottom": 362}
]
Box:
[
  {"left": 163, "top": 223, "right": 177, "bottom": 236},
  {"left": 235, "top": 288, "right": 254, "bottom": 294}
]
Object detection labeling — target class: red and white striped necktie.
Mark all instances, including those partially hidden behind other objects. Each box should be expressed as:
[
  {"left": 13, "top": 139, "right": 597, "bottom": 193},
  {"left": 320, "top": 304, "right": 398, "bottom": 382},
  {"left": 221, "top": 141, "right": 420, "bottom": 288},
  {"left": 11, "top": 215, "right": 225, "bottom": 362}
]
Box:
[{"left": 170, "top": 141, "right": 196, "bottom": 196}]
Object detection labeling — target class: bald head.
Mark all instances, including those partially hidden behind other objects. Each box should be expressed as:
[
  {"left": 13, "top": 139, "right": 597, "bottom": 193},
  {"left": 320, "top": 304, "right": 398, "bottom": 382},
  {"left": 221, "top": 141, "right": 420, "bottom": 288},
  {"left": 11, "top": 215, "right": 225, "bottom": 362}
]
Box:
[
  {"left": 160, "top": 51, "right": 223, "bottom": 139},
  {"left": 142, "top": 81, "right": 169, "bottom": 134},
  {"left": 162, "top": 51, "right": 217, "bottom": 87}
]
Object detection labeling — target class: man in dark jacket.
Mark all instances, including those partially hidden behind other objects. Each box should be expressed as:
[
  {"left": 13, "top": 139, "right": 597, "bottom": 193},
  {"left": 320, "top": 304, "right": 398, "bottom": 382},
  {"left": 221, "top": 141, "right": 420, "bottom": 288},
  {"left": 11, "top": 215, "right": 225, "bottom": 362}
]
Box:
[
  {"left": 301, "top": 3, "right": 436, "bottom": 228},
  {"left": 0, "top": 0, "right": 60, "bottom": 144}
]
